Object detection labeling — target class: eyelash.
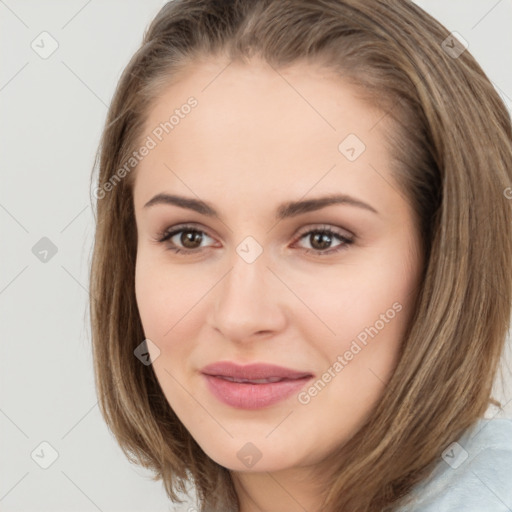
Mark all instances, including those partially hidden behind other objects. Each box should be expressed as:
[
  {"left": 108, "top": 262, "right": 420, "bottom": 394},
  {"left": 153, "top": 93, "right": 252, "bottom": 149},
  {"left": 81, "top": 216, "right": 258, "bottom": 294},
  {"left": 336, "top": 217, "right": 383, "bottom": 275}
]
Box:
[{"left": 156, "top": 223, "right": 354, "bottom": 256}]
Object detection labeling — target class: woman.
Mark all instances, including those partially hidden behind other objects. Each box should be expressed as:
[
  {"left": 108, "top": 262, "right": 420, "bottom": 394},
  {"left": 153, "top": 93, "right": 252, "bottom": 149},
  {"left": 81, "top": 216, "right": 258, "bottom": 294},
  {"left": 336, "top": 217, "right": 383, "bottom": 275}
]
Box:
[{"left": 89, "top": 1, "right": 512, "bottom": 510}]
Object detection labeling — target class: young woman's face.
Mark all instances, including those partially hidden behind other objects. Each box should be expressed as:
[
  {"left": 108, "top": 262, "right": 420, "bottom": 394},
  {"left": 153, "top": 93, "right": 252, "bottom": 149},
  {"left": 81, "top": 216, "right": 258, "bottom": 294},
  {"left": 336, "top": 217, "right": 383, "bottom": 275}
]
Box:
[{"left": 132, "top": 58, "right": 424, "bottom": 475}]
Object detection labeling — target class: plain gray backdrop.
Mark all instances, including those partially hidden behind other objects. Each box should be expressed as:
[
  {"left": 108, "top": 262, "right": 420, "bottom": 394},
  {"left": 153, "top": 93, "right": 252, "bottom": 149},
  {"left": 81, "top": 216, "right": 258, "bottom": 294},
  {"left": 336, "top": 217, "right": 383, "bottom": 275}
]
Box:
[{"left": 1, "top": 1, "right": 511, "bottom": 511}]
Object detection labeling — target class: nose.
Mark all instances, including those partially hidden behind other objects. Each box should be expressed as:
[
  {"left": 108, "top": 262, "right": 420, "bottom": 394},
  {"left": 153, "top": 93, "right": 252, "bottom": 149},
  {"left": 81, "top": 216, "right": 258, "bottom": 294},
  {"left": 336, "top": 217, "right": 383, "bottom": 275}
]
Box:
[{"left": 207, "top": 248, "right": 287, "bottom": 343}]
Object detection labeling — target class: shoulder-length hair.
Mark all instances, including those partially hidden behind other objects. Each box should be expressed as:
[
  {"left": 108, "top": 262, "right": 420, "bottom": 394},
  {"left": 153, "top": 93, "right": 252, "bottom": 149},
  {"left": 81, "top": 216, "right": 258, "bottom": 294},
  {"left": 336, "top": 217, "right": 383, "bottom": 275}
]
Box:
[{"left": 89, "top": 1, "right": 512, "bottom": 510}]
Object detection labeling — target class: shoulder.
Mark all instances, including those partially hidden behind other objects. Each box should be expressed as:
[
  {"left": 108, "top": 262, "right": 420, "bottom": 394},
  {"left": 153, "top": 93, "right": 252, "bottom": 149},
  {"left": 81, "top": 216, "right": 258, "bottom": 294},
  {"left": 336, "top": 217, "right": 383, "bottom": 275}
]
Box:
[{"left": 397, "top": 418, "right": 512, "bottom": 512}]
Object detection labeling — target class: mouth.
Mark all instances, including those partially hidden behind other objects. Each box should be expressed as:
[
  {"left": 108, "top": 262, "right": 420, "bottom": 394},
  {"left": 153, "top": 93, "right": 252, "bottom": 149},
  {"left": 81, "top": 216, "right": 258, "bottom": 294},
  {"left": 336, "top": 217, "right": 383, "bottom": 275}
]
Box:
[
  {"left": 200, "top": 361, "right": 314, "bottom": 409},
  {"left": 214, "top": 376, "right": 296, "bottom": 384}
]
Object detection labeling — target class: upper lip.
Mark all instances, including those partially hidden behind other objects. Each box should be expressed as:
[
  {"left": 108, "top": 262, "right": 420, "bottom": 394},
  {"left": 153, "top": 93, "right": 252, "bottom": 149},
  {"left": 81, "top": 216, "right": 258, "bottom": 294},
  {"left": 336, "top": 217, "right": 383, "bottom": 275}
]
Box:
[{"left": 201, "top": 361, "right": 313, "bottom": 380}]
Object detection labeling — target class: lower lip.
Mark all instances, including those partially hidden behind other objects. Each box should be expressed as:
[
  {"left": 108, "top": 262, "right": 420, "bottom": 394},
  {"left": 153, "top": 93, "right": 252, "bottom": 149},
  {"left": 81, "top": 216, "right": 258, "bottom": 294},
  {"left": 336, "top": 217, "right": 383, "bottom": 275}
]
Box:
[{"left": 202, "top": 374, "right": 312, "bottom": 409}]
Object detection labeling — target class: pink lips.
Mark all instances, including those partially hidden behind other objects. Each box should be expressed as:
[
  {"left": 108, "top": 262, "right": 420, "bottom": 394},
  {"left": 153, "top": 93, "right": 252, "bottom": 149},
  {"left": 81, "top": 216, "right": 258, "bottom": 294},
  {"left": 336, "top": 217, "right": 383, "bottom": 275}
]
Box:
[{"left": 201, "top": 361, "right": 313, "bottom": 409}]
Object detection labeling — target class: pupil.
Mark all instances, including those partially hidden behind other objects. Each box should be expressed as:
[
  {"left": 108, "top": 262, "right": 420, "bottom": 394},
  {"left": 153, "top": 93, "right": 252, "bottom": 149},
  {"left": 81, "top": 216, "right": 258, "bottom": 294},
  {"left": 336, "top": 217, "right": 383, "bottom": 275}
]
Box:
[
  {"left": 182, "top": 230, "right": 202, "bottom": 248},
  {"left": 311, "top": 231, "right": 331, "bottom": 250}
]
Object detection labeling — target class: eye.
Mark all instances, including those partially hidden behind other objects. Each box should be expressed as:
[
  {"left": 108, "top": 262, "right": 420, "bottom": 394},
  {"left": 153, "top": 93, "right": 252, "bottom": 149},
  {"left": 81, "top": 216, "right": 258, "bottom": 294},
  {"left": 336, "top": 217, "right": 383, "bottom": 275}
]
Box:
[
  {"left": 155, "top": 223, "right": 354, "bottom": 256},
  {"left": 293, "top": 225, "right": 354, "bottom": 255},
  {"left": 156, "top": 224, "right": 217, "bottom": 254}
]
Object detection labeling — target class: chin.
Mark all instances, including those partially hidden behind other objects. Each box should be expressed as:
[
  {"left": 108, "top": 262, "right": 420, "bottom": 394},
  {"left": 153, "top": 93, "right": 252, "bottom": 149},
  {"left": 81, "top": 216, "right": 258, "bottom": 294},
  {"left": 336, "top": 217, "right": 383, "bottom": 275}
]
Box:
[{"left": 195, "top": 436, "right": 307, "bottom": 474}]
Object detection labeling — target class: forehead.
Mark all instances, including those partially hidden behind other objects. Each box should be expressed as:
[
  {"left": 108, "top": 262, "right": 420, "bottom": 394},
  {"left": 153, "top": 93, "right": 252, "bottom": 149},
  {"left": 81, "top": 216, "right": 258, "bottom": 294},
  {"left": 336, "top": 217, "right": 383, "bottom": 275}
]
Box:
[
  {"left": 142, "top": 57, "right": 384, "bottom": 142},
  {"left": 133, "top": 57, "right": 397, "bottom": 213}
]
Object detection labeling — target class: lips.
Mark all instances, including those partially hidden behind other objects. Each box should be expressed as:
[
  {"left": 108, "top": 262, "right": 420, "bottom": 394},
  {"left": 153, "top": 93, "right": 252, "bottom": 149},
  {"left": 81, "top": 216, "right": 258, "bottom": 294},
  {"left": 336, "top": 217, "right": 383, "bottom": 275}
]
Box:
[
  {"left": 200, "top": 361, "right": 313, "bottom": 409},
  {"left": 201, "top": 361, "right": 312, "bottom": 381},
  {"left": 218, "top": 376, "right": 287, "bottom": 384}
]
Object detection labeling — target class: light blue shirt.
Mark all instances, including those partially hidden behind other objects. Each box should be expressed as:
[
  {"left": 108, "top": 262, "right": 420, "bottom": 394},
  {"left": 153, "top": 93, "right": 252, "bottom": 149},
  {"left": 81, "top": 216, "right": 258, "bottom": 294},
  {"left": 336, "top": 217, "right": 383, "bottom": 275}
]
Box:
[{"left": 397, "top": 418, "right": 512, "bottom": 511}]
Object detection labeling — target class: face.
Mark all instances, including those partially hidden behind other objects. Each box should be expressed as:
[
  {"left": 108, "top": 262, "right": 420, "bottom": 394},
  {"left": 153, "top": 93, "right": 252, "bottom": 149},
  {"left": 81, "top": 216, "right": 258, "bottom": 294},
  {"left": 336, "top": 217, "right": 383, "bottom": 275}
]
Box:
[{"left": 132, "top": 57, "right": 424, "bottom": 475}]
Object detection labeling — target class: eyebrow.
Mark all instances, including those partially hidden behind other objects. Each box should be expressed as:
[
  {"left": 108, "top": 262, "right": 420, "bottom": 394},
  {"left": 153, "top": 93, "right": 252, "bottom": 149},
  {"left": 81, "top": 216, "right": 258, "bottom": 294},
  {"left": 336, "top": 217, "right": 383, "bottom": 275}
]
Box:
[{"left": 143, "top": 192, "right": 378, "bottom": 219}]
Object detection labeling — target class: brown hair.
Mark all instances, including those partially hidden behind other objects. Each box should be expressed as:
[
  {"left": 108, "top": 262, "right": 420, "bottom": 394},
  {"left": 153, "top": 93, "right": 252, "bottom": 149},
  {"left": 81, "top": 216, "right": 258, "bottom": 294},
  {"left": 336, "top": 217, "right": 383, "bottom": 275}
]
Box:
[{"left": 89, "top": 1, "right": 512, "bottom": 510}]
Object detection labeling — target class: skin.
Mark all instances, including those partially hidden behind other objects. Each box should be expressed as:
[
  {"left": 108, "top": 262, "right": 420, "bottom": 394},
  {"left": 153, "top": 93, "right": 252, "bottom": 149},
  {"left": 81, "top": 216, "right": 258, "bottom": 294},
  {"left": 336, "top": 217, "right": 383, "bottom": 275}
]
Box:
[{"left": 132, "top": 57, "right": 424, "bottom": 512}]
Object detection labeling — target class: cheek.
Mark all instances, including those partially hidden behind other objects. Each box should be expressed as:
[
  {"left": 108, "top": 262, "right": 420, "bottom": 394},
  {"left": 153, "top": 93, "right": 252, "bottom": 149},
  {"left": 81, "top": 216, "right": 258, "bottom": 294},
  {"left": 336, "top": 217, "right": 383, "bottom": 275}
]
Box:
[
  {"left": 134, "top": 255, "right": 223, "bottom": 379},
  {"left": 134, "top": 258, "right": 169, "bottom": 339},
  {"left": 287, "top": 246, "right": 420, "bottom": 395},
  {"left": 287, "top": 255, "right": 415, "bottom": 341},
  {"left": 134, "top": 257, "right": 201, "bottom": 402},
  {"left": 335, "top": 250, "right": 420, "bottom": 377},
  {"left": 134, "top": 253, "right": 203, "bottom": 339}
]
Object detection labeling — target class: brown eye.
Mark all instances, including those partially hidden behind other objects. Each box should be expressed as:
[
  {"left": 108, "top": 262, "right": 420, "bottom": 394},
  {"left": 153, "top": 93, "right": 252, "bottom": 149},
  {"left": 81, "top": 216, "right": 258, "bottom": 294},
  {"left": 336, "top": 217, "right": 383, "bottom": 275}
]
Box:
[
  {"left": 295, "top": 226, "right": 354, "bottom": 255},
  {"left": 180, "top": 230, "right": 204, "bottom": 249},
  {"left": 309, "top": 231, "right": 334, "bottom": 250},
  {"left": 158, "top": 225, "right": 216, "bottom": 254}
]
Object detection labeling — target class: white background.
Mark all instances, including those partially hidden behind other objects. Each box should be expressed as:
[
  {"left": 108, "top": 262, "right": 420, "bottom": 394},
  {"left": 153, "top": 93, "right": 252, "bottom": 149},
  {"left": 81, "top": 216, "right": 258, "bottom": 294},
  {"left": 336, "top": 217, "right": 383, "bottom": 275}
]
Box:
[{"left": 1, "top": 1, "right": 511, "bottom": 511}]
